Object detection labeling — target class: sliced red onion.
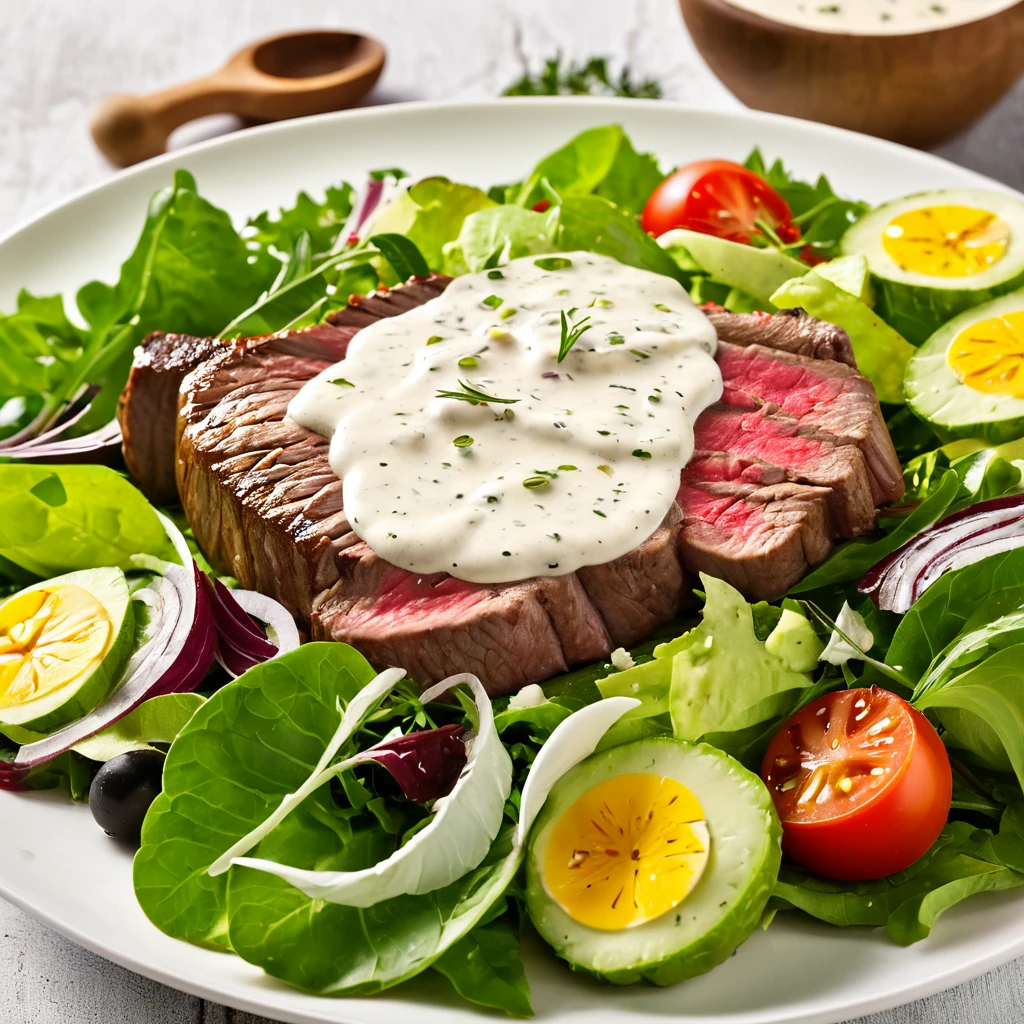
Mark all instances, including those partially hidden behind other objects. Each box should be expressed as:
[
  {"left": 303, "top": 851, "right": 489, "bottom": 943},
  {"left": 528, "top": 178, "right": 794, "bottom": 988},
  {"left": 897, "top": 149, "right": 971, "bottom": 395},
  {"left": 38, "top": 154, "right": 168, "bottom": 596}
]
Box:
[
  {"left": 1, "top": 419, "right": 122, "bottom": 464},
  {"left": 0, "top": 762, "right": 28, "bottom": 791},
  {"left": 15, "top": 561, "right": 215, "bottom": 768},
  {"left": 205, "top": 577, "right": 300, "bottom": 678},
  {"left": 859, "top": 495, "right": 1024, "bottom": 613}
]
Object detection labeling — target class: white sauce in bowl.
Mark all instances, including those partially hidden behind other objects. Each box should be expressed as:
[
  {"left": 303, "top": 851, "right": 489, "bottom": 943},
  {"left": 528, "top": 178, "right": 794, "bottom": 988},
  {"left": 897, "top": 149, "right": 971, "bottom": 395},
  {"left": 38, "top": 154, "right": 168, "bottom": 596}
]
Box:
[
  {"left": 288, "top": 253, "right": 721, "bottom": 584},
  {"left": 720, "top": 0, "right": 1019, "bottom": 35}
]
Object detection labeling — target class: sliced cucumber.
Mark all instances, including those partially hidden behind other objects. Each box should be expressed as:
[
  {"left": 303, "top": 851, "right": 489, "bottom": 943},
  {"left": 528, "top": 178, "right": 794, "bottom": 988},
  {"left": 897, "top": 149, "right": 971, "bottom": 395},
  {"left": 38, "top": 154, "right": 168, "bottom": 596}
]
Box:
[
  {"left": 905, "top": 287, "right": 1024, "bottom": 442},
  {"left": 0, "top": 567, "right": 134, "bottom": 733},
  {"left": 525, "top": 737, "right": 781, "bottom": 986},
  {"left": 841, "top": 189, "right": 1024, "bottom": 344}
]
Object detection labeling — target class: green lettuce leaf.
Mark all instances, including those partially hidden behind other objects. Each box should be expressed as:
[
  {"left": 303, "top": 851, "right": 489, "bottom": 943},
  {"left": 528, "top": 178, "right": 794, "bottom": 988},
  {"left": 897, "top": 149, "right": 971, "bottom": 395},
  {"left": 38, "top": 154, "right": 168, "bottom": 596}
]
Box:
[
  {"left": 134, "top": 643, "right": 528, "bottom": 1011},
  {"left": 772, "top": 814, "right": 1024, "bottom": 945},
  {"left": 432, "top": 916, "right": 533, "bottom": 1018},
  {"left": 0, "top": 465, "right": 174, "bottom": 577},
  {"left": 451, "top": 206, "right": 556, "bottom": 274},
  {"left": 880, "top": 547, "right": 1024, "bottom": 688},
  {"left": 514, "top": 124, "right": 663, "bottom": 215},
  {"left": 73, "top": 693, "right": 205, "bottom": 762},
  {"left": 369, "top": 177, "right": 496, "bottom": 276},
  {"left": 771, "top": 271, "right": 914, "bottom": 404},
  {"left": 134, "top": 643, "right": 379, "bottom": 950},
  {"left": 598, "top": 575, "right": 822, "bottom": 762},
  {"left": 555, "top": 195, "right": 684, "bottom": 281}
]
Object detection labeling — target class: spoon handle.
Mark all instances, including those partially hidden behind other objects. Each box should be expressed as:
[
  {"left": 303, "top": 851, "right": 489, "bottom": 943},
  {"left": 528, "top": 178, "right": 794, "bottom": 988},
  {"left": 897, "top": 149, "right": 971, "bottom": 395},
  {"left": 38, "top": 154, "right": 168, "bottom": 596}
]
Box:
[{"left": 89, "top": 72, "right": 242, "bottom": 168}]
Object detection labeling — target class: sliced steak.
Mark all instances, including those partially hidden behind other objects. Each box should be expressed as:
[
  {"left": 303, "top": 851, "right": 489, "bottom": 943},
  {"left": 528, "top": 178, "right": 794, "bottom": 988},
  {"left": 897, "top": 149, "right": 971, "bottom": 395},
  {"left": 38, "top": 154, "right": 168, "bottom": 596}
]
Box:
[
  {"left": 117, "top": 281, "right": 446, "bottom": 504},
  {"left": 693, "top": 403, "right": 875, "bottom": 538},
  {"left": 705, "top": 306, "right": 857, "bottom": 367},
  {"left": 178, "top": 283, "right": 901, "bottom": 687},
  {"left": 677, "top": 454, "right": 834, "bottom": 600},
  {"left": 118, "top": 333, "right": 224, "bottom": 502},
  {"left": 311, "top": 544, "right": 612, "bottom": 696},
  {"left": 715, "top": 341, "right": 903, "bottom": 505},
  {"left": 178, "top": 277, "right": 678, "bottom": 693}
]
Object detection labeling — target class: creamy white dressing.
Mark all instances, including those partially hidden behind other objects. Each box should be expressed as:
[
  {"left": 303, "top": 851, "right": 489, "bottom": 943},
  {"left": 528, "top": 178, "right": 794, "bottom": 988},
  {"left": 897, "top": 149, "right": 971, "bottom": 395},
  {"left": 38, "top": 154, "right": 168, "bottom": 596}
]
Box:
[
  {"left": 288, "top": 252, "right": 721, "bottom": 584},
  {"left": 721, "top": 0, "right": 1019, "bottom": 35}
]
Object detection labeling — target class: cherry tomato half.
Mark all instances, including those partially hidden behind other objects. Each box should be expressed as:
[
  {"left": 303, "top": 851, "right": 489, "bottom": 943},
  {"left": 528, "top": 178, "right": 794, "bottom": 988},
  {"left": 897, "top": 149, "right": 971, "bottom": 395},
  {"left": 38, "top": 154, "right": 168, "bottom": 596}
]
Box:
[
  {"left": 641, "top": 159, "right": 800, "bottom": 245},
  {"left": 761, "top": 686, "right": 952, "bottom": 881}
]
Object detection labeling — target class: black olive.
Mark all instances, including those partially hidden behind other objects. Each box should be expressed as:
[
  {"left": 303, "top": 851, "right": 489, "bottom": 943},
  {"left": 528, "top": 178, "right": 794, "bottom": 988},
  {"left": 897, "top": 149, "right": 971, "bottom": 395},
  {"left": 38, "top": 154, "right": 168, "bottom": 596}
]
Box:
[{"left": 89, "top": 749, "right": 165, "bottom": 844}]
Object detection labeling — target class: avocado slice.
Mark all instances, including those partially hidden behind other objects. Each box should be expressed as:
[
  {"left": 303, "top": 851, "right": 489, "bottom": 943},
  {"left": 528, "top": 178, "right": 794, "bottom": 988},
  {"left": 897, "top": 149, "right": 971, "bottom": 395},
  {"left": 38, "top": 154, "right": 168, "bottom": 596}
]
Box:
[
  {"left": 0, "top": 567, "right": 134, "bottom": 734},
  {"left": 525, "top": 737, "right": 781, "bottom": 985},
  {"left": 658, "top": 228, "right": 808, "bottom": 309}
]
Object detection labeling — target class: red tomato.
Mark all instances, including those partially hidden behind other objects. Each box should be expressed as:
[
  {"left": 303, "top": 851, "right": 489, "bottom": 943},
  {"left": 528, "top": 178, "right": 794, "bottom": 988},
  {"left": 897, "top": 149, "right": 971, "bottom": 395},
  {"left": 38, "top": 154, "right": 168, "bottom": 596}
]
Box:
[
  {"left": 761, "top": 686, "right": 952, "bottom": 881},
  {"left": 641, "top": 160, "right": 800, "bottom": 245}
]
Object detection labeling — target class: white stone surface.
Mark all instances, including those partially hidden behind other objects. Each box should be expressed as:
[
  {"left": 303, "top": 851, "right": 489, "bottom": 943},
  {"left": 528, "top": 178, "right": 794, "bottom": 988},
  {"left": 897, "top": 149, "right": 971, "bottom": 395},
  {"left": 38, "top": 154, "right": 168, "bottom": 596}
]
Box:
[{"left": 2, "top": 0, "right": 1024, "bottom": 1021}]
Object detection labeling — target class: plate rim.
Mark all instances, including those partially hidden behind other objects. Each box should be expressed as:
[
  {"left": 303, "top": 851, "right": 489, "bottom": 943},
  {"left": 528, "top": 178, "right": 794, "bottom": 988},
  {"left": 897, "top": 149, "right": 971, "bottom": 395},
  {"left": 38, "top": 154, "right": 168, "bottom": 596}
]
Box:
[{"left": 2, "top": 96, "right": 1023, "bottom": 1024}]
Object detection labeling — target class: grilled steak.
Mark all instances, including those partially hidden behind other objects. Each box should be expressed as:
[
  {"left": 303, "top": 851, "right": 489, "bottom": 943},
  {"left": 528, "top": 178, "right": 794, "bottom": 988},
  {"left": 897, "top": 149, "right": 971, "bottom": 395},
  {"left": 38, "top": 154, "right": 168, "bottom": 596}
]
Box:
[
  {"left": 705, "top": 306, "right": 857, "bottom": 367},
  {"left": 118, "top": 333, "right": 224, "bottom": 502},
  {"left": 167, "top": 278, "right": 902, "bottom": 692}
]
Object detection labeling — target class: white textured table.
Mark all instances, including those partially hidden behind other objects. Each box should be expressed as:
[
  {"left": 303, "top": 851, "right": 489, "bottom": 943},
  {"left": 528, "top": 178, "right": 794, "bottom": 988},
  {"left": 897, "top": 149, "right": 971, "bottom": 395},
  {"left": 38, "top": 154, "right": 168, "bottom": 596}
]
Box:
[{"left": 3, "top": 1, "right": 1024, "bottom": 1021}]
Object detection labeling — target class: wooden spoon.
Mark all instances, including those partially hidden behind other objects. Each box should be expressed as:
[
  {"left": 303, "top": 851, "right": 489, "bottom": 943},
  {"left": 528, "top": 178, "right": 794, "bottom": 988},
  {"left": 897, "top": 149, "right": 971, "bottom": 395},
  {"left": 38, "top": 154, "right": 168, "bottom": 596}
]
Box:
[
  {"left": 678, "top": 0, "right": 1024, "bottom": 148},
  {"left": 90, "top": 30, "right": 386, "bottom": 167}
]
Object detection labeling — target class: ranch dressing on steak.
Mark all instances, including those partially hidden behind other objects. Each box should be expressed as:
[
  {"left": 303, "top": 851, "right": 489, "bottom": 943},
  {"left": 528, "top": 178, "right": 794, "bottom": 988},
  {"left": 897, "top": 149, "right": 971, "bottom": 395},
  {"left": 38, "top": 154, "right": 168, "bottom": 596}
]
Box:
[
  {"left": 288, "top": 252, "right": 721, "bottom": 584},
  {"left": 720, "top": 0, "right": 1018, "bottom": 35}
]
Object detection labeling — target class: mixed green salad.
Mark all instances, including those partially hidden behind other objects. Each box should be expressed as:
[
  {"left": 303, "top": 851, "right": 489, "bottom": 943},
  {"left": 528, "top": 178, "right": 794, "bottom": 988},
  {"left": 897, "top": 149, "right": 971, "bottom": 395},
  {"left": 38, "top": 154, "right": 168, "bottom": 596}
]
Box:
[{"left": 3, "top": 124, "right": 1024, "bottom": 1016}]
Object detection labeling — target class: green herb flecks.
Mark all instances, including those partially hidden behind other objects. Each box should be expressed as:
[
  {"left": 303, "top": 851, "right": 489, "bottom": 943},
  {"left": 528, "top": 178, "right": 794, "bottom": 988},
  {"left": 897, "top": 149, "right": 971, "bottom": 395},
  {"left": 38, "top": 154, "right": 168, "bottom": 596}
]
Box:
[
  {"left": 535, "top": 256, "right": 574, "bottom": 272},
  {"left": 453, "top": 434, "right": 475, "bottom": 449},
  {"left": 330, "top": 378, "right": 355, "bottom": 387},
  {"left": 523, "top": 475, "right": 550, "bottom": 490},
  {"left": 482, "top": 294, "right": 503, "bottom": 309}
]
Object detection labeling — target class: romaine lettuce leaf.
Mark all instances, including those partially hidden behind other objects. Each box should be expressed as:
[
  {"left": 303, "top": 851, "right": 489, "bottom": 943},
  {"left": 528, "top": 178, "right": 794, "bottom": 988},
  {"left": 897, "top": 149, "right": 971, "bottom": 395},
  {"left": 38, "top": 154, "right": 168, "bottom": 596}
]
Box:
[{"left": 598, "top": 575, "right": 822, "bottom": 763}]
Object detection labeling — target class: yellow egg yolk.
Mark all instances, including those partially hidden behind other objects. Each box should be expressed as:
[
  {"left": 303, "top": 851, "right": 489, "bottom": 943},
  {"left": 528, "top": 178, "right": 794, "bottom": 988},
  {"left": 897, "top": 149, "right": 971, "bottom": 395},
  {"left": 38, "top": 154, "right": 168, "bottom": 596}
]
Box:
[
  {"left": 882, "top": 205, "right": 1009, "bottom": 277},
  {"left": 542, "top": 773, "right": 710, "bottom": 931},
  {"left": 0, "top": 585, "right": 112, "bottom": 710},
  {"left": 948, "top": 311, "right": 1024, "bottom": 398}
]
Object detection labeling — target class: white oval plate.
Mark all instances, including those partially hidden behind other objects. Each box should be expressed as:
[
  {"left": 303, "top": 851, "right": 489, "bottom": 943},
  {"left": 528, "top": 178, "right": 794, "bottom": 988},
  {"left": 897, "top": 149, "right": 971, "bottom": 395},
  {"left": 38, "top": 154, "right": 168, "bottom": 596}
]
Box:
[{"left": 1, "top": 98, "right": 1021, "bottom": 1024}]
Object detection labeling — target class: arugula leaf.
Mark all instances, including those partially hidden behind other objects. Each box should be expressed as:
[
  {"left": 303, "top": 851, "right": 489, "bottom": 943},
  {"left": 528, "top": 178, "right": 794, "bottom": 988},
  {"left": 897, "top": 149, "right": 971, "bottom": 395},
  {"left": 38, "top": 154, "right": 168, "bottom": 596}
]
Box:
[
  {"left": 772, "top": 817, "right": 1024, "bottom": 944},
  {"left": 744, "top": 149, "right": 869, "bottom": 260},
  {"left": 245, "top": 182, "right": 355, "bottom": 257},
  {"left": 514, "top": 125, "right": 663, "bottom": 215},
  {"left": 369, "top": 232, "right": 430, "bottom": 281},
  {"left": 0, "top": 464, "right": 174, "bottom": 577}
]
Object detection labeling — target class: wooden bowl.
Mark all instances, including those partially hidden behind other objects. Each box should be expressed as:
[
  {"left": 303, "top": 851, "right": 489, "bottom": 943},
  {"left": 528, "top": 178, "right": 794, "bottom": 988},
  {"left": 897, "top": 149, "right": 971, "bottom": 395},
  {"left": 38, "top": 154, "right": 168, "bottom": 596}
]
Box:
[{"left": 679, "top": 0, "right": 1024, "bottom": 148}]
